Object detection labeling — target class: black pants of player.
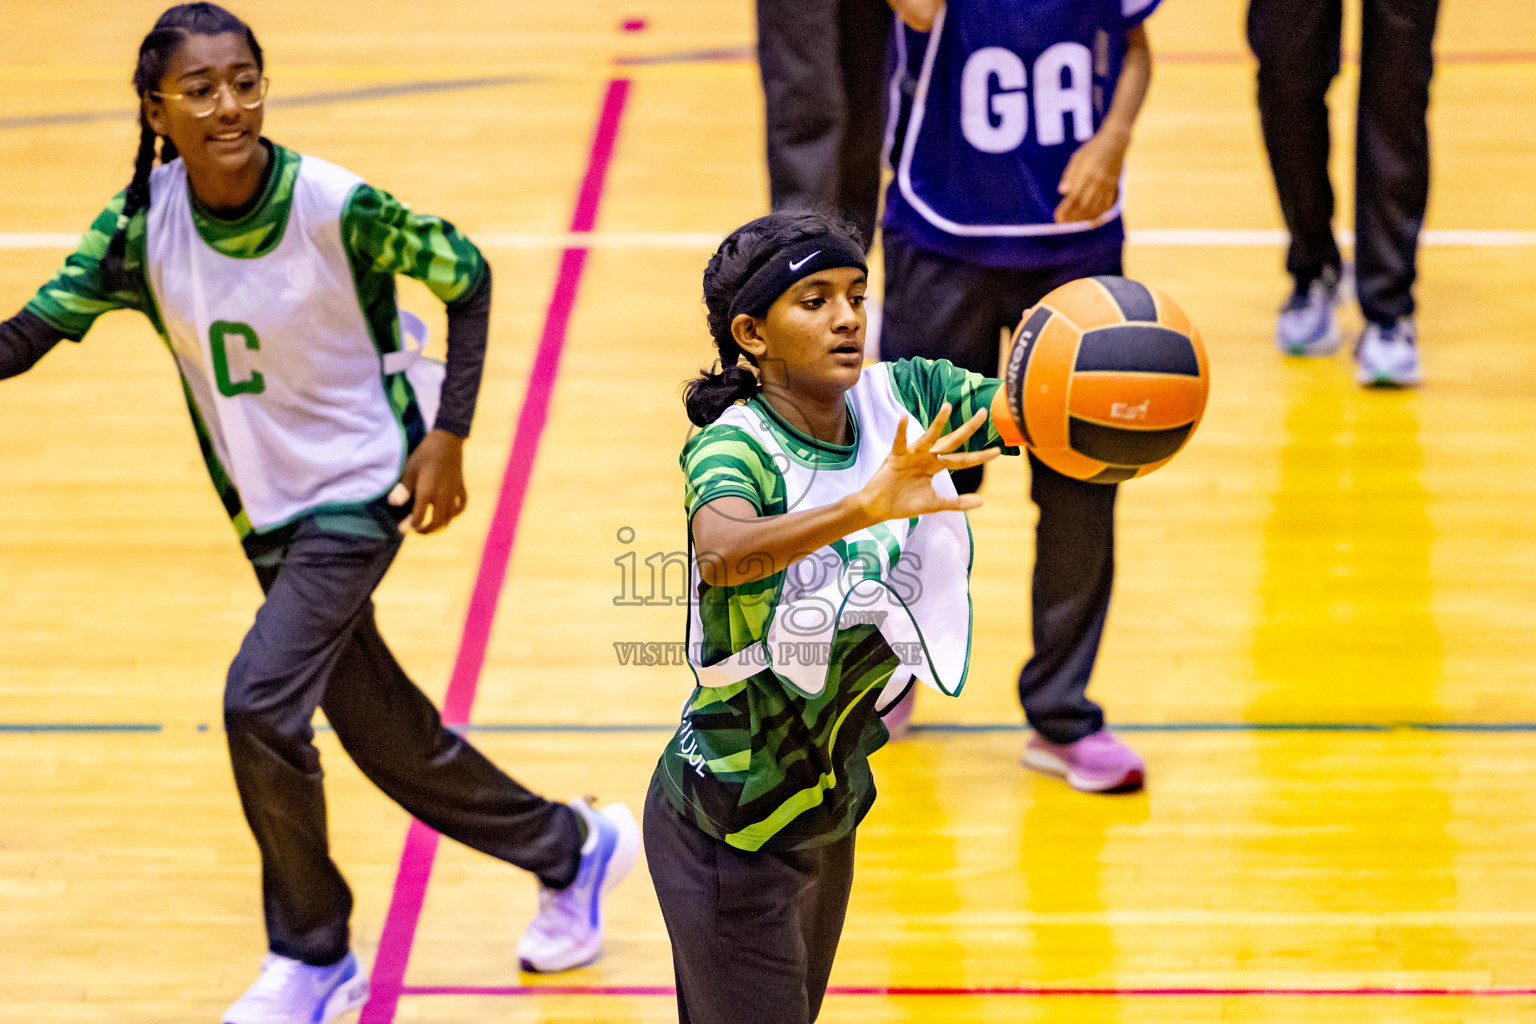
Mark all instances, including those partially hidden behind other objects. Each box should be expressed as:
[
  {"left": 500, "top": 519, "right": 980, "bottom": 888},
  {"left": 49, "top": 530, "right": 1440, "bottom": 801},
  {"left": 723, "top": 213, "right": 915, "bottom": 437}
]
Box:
[
  {"left": 225, "top": 504, "right": 582, "bottom": 965},
  {"left": 756, "top": 0, "right": 892, "bottom": 247},
  {"left": 881, "top": 230, "right": 1119, "bottom": 744},
  {"left": 645, "top": 777, "right": 855, "bottom": 1024},
  {"left": 1247, "top": 0, "right": 1440, "bottom": 324}
]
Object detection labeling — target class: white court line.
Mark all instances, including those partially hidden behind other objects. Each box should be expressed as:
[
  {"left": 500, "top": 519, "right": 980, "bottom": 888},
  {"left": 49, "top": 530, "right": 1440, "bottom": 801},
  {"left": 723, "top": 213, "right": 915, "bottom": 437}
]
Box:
[
  {"left": 0, "top": 233, "right": 81, "bottom": 248},
  {"left": 1132, "top": 228, "right": 1536, "bottom": 247},
  {"left": 476, "top": 230, "right": 726, "bottom": 249},
  {"left": 2, "top": 228, "right": 1533, "bottom": 250}
]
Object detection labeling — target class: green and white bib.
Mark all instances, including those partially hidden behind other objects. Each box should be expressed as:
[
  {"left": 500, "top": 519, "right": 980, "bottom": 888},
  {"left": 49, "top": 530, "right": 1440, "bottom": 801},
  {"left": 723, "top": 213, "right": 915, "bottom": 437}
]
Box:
[
  {"left": 687, "top": 363, "right": 975, "bottom": 704},
  {"left": 144, "top": 155, "right": 436, "bottom": 532}
]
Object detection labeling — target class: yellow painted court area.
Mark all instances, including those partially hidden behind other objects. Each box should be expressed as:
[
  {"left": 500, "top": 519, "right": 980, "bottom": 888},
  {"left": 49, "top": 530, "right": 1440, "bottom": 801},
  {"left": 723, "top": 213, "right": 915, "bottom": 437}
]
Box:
[{"left": 2, "top": 0, "right": 1535, "bottom": 1021}]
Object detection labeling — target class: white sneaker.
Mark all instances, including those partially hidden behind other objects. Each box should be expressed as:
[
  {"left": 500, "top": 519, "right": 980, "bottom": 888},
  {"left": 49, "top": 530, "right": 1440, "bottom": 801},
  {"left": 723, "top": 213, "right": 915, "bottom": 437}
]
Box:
[
  {"left": 1354, "top": 317, "right": 1422, "bottom": 387},
  {"left": 516, "top": 798, "right": 640, "bottom": 973},
  {"left": 1276, "top": 265, "right": 1347, "bottom": 356},
  {"left": 223, "top": 951, "right": 368, "bottom": 1024}
]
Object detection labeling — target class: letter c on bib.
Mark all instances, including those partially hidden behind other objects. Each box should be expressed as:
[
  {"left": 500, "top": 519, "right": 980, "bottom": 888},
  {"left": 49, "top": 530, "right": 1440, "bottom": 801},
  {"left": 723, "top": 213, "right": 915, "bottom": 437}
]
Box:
[
  {"left": 960, "top": 47, "right": 1028, "bottom": 154},
  {"left": 210, "top": 320, "right": 265, "bottom": 397}
]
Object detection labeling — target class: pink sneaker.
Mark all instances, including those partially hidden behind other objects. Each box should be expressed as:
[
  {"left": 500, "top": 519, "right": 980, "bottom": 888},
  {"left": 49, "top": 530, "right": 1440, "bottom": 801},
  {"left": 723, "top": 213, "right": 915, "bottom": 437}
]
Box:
[
  {"left": 1022, "top": 730, "right": 1145, "bottom": 793},
  {"left": 880, "top": 686, "right": 917, "bottom": 741}
]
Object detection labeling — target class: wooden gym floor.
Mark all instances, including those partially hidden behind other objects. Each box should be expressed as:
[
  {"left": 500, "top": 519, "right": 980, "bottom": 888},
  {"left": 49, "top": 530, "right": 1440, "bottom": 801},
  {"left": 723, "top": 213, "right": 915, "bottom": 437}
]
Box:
[{"left": 1, "top": 0, "right": 1534, "bottom": 1021}]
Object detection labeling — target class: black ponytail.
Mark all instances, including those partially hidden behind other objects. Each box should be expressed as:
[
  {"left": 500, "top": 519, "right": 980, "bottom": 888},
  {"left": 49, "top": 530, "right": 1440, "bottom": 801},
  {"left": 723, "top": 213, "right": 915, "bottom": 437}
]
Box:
[
  {"left": 682, "top": 357, "right": 761, "bottom": 429},
  {"left": 102, "top": 4, "right": 263, "bottom": 290},
  {"left": 683, "top": 209, "right": 865, "bottom": 427}
]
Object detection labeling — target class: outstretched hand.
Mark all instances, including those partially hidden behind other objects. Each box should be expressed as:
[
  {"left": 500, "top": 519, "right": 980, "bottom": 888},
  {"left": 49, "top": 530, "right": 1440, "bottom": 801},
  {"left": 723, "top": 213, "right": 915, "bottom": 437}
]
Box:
[
  {"left": 390, "top": 429, "right": 469, "bottom": 534},
  {"left": 856, "top": 403, "right": 999, "bottom": 523}
]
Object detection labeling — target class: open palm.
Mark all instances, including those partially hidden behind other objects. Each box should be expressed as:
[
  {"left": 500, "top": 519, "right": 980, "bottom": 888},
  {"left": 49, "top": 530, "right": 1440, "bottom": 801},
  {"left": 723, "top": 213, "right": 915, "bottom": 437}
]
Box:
[{"left": 858, "top": 404, "right": 1000, "bottom": 522}]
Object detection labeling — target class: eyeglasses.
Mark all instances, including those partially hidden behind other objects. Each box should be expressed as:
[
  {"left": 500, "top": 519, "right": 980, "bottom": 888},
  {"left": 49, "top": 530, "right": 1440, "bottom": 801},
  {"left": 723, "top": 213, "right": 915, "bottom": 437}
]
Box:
[{"left": 151, "top": 75, "right": 269, "bottom": 118}]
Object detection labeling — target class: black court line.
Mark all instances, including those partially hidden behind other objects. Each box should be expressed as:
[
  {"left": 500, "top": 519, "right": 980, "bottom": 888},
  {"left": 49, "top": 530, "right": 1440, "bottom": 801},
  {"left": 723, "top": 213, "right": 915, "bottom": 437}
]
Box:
[
  {"left": 12, "top": 721, "right": 1536, "bottom": 735},
  {"left": 613, "top": 45, "right": 754, "bottom": 66},
  {"left": 0, "top": 723, "right": 162, "bottom": 733},
  {"left": 0, "top": 74, "right": 540, "bottom": 132}
]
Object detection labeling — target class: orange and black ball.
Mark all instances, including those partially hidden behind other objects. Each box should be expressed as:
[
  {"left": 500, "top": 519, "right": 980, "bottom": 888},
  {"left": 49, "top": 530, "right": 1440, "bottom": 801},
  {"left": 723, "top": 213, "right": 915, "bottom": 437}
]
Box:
[{"left": 1003, "top": 276, "right": 1209, "bottom": 483}]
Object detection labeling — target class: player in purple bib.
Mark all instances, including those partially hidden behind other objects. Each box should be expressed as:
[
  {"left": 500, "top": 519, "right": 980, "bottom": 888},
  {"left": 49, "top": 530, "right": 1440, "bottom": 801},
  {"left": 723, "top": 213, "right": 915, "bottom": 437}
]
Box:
[{"left": 881, "top": 0, "right": 1160, "bottom": 792}]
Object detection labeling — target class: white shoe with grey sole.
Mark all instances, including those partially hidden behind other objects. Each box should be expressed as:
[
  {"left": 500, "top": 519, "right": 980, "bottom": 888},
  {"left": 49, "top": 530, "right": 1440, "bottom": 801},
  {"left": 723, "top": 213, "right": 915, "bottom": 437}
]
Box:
[{"left": 1354, "top": 318, "right": 1422, "bottom": 387}]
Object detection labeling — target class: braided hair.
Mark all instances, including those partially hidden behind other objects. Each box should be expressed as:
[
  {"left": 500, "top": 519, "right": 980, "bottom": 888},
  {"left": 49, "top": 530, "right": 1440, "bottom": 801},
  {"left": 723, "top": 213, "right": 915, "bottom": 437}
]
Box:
[
  {"left": 102, "top": 3, "right": 264, "bottom": 290},
  {"left": 683, "top": 209, "right": 865, "bottom": 427}
]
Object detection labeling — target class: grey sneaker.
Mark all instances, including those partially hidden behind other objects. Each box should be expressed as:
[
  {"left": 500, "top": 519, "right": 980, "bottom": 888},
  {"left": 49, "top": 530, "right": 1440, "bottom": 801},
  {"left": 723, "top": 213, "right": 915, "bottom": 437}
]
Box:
[
  {"left": 1276, "top": 265, "right": 1346, "bottom": 356},
  {"left": 1354, "top": 318, "right": 1422, "bottom": 387}
]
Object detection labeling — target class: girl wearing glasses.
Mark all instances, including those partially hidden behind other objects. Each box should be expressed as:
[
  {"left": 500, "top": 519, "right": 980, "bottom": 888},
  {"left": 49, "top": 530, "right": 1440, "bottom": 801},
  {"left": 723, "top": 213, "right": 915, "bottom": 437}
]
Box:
[{"left": 0, "top": 5, "right": 638, "bottom": 1021}]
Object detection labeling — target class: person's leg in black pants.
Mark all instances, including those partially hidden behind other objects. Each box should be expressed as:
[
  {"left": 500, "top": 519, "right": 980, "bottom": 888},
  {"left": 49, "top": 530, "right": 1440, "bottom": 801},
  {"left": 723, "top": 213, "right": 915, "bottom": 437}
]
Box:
[
  {"left": 757, "top": 1, "right": 845, "bottom": 224},
  {"left": 757, "top": 0, "right": 890, "bottom": 247},
  {"left": 645, "top": 777, "right": 855, "bottom": 1024},
  {"left": 1354, "top": 0, "right": 1439, "bottom": 325},
  {"left": 881, "top": 231, "right": 1126, "bottom": 752},
  {"left": 833, "top": 0, "right": 892, "bottom": 246},
  {"left": 879, "top": 229, "right": 1010, "bottom": 493},
  {"left": 225, "top": 512, "right": 581, "bottom": 964},
  {"left": 1248, "top": 0, "right": 1345, "bottom": 288},
  {"left": 1016, "top": 454, "right": 1115, "bottom": 743},
  {"left": 323, "top": 611, "right": 582, "bottom": 884},
  {"left": 994, "top": 259, "right": 1123, "bottom": 747}
]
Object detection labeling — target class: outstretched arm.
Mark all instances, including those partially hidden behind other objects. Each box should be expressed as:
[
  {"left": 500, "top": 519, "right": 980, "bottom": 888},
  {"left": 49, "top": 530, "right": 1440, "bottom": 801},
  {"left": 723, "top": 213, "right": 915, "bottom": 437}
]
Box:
[
  {"left": 0, "top": 310, "right": 67, "bottom": 380},
  {"left": 1054, "top": 23, "right": 1153, "bottom": 224},
  {"left": 692, "top": 405, "right": 999, "bottom": 587},
  {"left": 7, "top": 192, "right": 156, "bottom": 371}
]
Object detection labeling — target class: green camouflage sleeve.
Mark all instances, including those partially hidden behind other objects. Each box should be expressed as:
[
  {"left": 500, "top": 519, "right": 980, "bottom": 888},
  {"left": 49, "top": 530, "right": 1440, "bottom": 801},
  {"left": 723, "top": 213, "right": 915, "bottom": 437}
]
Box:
[
  {"left": 24, "top": 193, "right": 155, "bottom": 339},
  {"left": 340, "top": 184, "right": 488, "bottom": 305},
  {"left": 885, "top": 357, "right": 1020, "bottom": 454},
  {"left": 682, "top": 424, "right": 786, "bottom": 519}
]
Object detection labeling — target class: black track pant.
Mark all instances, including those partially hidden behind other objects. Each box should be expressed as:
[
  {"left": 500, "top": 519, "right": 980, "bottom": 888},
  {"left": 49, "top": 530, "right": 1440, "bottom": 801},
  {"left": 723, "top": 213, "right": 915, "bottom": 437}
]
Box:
[
  {"left": 881, "top": 230, "right": 1119, "bottom": 744},
  {"left": 225, "top": 505, "right": 582, "bottom": 965},
  {"left": 645, "top": 777, "right": 855, "bottom": 1024},
  {"left": 757, "top": 0, "right": 892, "bottom": 247},
  {"left": 1247, "top": 0, "right": 1440, "bottom": 323}
]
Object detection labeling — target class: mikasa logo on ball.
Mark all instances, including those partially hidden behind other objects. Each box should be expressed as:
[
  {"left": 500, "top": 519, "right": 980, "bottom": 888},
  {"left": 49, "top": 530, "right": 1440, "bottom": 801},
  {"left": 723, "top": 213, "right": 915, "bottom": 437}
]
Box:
[{"left": 1110, "top": 401, "right": 1149, "bottom": 421}]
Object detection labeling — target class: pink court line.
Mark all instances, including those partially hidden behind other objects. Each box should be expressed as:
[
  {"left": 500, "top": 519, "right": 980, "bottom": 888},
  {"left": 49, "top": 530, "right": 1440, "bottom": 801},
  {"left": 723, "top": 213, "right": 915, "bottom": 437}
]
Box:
[
  {"left": 399, "top": 984, "right": 1536, "bottom": 998},
  {"left": 357, "top": 76, "right": 632, "bottom": 1024}
]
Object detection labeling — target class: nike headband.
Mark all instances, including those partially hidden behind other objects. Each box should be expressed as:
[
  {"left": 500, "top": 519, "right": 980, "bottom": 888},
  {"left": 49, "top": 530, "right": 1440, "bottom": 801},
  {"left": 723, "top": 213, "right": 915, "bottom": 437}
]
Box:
[{"left": 727, "top": 235, "right": 868, "bottom": 323}]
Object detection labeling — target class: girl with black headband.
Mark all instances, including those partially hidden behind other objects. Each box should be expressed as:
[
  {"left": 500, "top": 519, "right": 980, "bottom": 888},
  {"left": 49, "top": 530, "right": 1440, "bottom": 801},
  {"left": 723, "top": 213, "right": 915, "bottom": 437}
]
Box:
[{"left": 644, "top": 209, "right": 1027, "bottom": 1024}]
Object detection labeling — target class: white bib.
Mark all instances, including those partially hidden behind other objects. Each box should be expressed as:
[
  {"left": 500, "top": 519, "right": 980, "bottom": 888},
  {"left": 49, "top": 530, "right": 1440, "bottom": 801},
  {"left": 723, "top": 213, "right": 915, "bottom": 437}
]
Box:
[
  {"left": 687, "top": 364, "right": 974, "bottom": 707},
  {"left": 145, "top": 155, "right": 434, "bottom": 532}
]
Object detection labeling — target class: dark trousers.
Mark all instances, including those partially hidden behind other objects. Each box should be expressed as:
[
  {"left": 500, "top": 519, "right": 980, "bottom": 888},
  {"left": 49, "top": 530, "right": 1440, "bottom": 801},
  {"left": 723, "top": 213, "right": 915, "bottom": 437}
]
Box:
[
  {"left": 1247, "top": 0, "right": 1440, "bottom": 323},
  {"left": 756, "top": 0, "right": 892, "bottom": 247},
  {"left": 881, "top": 230, "right": 1117, "bottom": 743},
  {"left": 645, "top": 777, "right": 855, "bottom": 1024},
  {"left": 225, "top": 506, "right": 582, "bottom": 965}
]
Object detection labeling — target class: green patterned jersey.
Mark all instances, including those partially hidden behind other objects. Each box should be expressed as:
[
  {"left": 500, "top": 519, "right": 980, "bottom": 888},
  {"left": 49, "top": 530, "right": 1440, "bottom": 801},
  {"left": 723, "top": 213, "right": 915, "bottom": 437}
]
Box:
[
  {"left": 657, "top": 357, "right": 1017, "bottom": 852},
  {"left": 23, "top": 141, "right": 487, "bottom": 556},
  {"left": 27, "top": 142, "right": 485, "bottom": 342}
]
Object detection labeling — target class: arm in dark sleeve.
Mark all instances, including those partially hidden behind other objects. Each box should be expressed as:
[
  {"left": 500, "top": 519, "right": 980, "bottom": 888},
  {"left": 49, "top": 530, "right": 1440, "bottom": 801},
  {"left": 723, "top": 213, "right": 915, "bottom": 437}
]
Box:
[
  {"left": 338, "top": 183, "right": 491, "bottom": 438},
  {"left": 0, "top": 309, "right": 70, "bottom": 380},
  {"left": 432, "top": 264, "right": 491, "bottom": 438}
]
